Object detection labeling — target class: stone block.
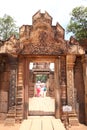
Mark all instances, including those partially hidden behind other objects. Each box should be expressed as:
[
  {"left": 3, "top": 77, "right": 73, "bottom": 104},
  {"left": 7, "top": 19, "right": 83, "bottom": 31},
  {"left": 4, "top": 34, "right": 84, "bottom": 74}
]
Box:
[
  {"left": 0, "top": 91, "right": 8, "bottom": 101},
  {"left": 0, "top": 101, "right": 8, "bottom": 112}
]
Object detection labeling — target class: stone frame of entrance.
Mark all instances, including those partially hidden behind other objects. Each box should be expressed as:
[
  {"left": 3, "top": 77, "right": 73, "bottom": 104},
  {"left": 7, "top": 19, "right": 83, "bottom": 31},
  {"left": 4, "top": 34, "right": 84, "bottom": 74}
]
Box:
[{"left": 23, "top": 55, "right": 61, "bottom": 119}]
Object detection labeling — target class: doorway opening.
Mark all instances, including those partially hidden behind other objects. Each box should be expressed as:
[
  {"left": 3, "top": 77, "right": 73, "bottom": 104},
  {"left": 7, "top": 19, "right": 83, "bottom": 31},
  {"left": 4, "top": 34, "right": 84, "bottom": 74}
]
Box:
[
  {"left": 28, "top": 61, "right": 55, "bottom": 116},
  {"left": 29, "top": 62, "right": 55, "bottom": 97},
  {"left": 35, "top": 74, "right": 47, "bottom": 97}
]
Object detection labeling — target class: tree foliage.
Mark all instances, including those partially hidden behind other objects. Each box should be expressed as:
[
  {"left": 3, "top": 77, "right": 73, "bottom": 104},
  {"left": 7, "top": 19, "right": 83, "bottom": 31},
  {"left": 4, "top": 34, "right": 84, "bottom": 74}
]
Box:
[
  {"left": 36, "top": 75, "right": 47, "bottom": 83},
  {"left": 67, "top": 6, "right": 87, "bottom": 40},
  {"left": 0, "top": 14, "right": 18, "bottom": 40}
]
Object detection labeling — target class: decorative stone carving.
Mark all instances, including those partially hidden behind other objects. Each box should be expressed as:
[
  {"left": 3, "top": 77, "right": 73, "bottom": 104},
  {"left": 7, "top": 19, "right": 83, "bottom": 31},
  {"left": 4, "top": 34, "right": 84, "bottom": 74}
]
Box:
[
  {"left": 19, "top": 11, "right": 67, "bottom": 55},
  {"left": 60, "top": 56, "right": 66, "bottom": 84},
  {"left": 68, "top": 45, "right": 85, "bottom": 54},
  {"left": 1, "top": 12, "right": 85, "bottom": 56},
  {"left": 21, "top": 24, "right": 67, "bottom": 54},
  {"left": 66, "top": 55, "right": 76, "bottom": 109},
  {"left": 38, "top": 31, "right": 48, "bottom": 44},
  {"left": 5, "top": 35, "right": 22, "bottom": 55},
  {"left": 0, "top": 35, "right": 22, "bottom": 56},
  {"left": 32, "top": 10, "right": 52, "bottom": 25},
  {"left": 9, "top": 69, "right": 16, "bottom": 107},
  {"left": 22, "top": 41, "right": 66, "bottom": 55},
  {"left": 67, "top": 70, "right": 74, "bottom": 105},
  {"left": 60, "top": 56, "right": 67, "bottom": 105},
  {"left": 67, "top": 36, "right": 85, "bottom": 54}
]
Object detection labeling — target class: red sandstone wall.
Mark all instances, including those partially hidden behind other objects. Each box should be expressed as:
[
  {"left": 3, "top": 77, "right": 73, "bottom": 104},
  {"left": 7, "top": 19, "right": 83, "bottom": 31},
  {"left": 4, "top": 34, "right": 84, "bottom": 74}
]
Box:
[{"left": 74, "top": 56, "right": 85, "bottom": 123}]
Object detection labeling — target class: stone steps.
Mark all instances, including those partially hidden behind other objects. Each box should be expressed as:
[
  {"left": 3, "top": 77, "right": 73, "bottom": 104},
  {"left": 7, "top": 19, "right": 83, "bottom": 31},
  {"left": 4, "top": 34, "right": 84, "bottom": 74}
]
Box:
[{"left": 19, "top": 116, "right": 66, "bottom": 130}]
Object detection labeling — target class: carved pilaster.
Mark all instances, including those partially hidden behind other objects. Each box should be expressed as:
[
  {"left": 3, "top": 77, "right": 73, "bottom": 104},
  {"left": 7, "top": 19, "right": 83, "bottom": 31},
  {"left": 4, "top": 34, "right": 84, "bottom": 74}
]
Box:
[
  {"left": 60, "top": 56, "right": 67, "bottom": 105},
  {"left": 8, "top": 57, "right": 17, "bottom": 109},
  {"left": 5, "top": 58, "right": 17, "bottom": 125},
  {"left": 66, "top": 55, "right": 80, "bottom": 126},
  {"left": 66, "top": 55, "right": 76, "bottom": 109},
  {"left": 24, "top": 58, "right": 29, "bottom": 119},
  {"left": 54, "top": 58, "right": 61, "bottom": 118},
  {"left": 16, "top": 57, "right": 24, "bottom": 122},
  {"left": 48, "top": 73, "right": 54, "bottom": 97},
  {"left": 9, "top": 69, "right": 16, "bottom": 108},
  {"left": 82, "top": 55, "right": 87, "bottom": 125}
]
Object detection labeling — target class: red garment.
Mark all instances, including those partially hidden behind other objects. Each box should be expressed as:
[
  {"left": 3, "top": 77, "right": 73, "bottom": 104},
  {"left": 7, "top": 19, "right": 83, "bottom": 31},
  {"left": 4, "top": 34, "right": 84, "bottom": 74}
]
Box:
[{"left": 36, "top": 87, "right": 41, "bottom": 96}]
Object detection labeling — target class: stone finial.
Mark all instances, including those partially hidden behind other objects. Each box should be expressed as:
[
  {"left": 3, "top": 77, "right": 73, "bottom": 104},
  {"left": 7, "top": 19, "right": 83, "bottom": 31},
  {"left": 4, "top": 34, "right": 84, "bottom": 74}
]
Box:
[{"left": 32, "top": 10, "right": 52, "bottom": 25}]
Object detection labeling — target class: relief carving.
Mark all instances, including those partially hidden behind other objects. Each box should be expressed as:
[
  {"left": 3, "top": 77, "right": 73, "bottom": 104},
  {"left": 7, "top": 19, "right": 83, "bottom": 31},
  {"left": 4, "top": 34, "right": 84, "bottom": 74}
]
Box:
[
  {"left": 9, "top": 69, "right": 16, "bottom": 107},
  {"left": 68, "top": 45, "right": 85, "bottom": 54},
  {"left": 0, "top": 35, "right": 23, "bottom": 56},
  {"left": 20, "top": 11, "right": 67, "bottom": 55},
  {"left": 67, "top": 36, "right": 85, "bottom": 54},
  {"left": 22, "top": 40, "right": 67, "bottom": 55},
  {"left": 21, "top": 27, "right": 67, "bottom": 55},
  {"left": 66, "top": 55, "right": 76, "bottom": 108},
  {"left": 38, "top": 31, "right": 48, "bottom": 45},
  {"left": 0, "top": 11, "right": 85, "bottom": 56},
  {"left": 5, "top": 36, "right": 21, "bottom": 55}
]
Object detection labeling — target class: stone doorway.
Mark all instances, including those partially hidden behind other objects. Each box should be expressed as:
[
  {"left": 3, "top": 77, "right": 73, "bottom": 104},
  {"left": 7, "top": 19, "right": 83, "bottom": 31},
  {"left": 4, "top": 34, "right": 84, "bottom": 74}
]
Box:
[
  {"left": 28, "top": 61, "right": 55, "bottom": 116},
  {"left": 23, "top": 56, "right": 61, "bottom": 119}
]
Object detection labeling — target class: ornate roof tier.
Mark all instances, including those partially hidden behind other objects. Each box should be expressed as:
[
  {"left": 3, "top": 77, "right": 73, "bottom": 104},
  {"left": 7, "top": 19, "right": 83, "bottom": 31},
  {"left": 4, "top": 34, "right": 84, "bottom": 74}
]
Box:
[{"left": 0, "top": 11, "right": 85, "bottom": 56}]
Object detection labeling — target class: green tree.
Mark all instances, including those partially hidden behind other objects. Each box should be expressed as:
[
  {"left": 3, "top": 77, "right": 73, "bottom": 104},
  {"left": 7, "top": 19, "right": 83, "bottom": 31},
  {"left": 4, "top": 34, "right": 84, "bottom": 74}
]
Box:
[
  {"left": 0, "top": 14, "right": 19, "bottom": 40},
  {"left": 36, "top": 75, "right": 47, "bottom": 83},
  {"left": 67, "top": 6, "right": 87, "bottom": 40}
]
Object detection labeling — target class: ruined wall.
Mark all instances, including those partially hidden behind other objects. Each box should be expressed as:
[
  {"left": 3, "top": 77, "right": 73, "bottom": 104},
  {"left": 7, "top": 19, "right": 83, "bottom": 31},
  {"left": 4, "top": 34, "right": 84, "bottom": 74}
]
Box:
[
  {"left": 74, "top": 56, "right": 85, "bottom": 123},
  {"left": 0, "top": 58, "right": 10, "bottom": 120}
]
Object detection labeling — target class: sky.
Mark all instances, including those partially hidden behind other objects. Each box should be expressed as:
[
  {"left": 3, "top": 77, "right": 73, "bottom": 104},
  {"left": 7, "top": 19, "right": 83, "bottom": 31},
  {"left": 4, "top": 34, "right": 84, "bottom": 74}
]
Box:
[{"left": 0, "top": 0, "right": 87, "bottom": 40}]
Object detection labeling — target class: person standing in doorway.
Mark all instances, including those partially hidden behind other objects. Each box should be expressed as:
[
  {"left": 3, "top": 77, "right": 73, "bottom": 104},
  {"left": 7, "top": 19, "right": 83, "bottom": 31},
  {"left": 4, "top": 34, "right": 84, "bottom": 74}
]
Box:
[{"left": 35, "top": 81, "right": 41, "bottom": 97}]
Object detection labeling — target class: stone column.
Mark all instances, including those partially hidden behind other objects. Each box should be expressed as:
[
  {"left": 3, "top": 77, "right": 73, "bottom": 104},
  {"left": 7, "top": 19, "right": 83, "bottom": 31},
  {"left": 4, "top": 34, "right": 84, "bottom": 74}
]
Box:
[
  {"left": 24, "top": 58, "right": 29, "bottom": 119},
  {"left": 82, "top": 55, "right": 87, "bottom": 125},
  {"left": 54, "top": 58, "right": 61, "bottom": 118},
  {"left": 8, "top": 58, "right": 17, "bottom": 109},
  {"left": 16, "top": 57, "right": 24, "bottom": 121},
  {"left": 9, "top": 69, "right": 16, "bottom": 108},
  {"left": 48, "top": 73, "right": 54, "bottom": 97},
  {"left": 2, "top": 57, "right": 18, "bottom": 125},
  {"left": 66, "top": 55, "right": 76, "bottom": 110},
  {"left": 60, "top": 56, "right": 67, "bottom": 106}
]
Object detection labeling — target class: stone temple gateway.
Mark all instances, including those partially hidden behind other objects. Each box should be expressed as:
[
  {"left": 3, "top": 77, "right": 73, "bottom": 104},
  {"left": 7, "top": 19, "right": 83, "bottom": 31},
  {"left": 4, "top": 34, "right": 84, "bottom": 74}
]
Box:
[{"left": 0, "top": 10, "right": 87, "bottom": 125}]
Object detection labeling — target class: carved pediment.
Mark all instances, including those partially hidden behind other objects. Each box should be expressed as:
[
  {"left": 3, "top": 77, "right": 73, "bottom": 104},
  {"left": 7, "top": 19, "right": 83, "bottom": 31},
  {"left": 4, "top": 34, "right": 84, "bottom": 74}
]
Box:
[
  {"left": 21, "top": 38, "right": 67, "bottom": 55},
  {"left": 0, "top": 35, "right": 22, "bottom": 56},
  {"left": 0, "top": 12, "right": 85, "bottom": 56}
]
